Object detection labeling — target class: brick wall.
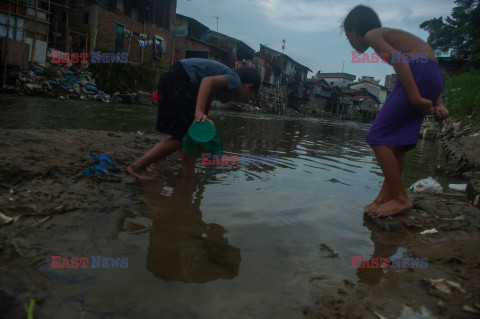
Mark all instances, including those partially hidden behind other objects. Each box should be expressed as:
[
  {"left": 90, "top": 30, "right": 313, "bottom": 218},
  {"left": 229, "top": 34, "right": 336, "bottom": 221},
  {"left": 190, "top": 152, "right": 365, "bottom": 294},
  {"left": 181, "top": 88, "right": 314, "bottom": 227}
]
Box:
[
  {"left": 173, "top": 35, "right": 186, "bottom": 63},
  {"left": 93, "top": 5, "right": 173, "bottom": 70}
]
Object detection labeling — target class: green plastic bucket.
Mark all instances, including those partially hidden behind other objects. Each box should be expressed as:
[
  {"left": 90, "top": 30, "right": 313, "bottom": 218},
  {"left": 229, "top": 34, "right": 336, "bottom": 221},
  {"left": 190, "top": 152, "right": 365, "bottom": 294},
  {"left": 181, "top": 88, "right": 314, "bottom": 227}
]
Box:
[{"left": 183, "top": 122, "right": 223, "bottom": 158}]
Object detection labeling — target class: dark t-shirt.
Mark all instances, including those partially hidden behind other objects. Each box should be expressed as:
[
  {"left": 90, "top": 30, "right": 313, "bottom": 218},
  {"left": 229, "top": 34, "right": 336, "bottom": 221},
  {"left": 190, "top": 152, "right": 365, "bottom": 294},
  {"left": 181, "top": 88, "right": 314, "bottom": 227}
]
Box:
[{"left": 180, "top": 58, "right": 241, "bottom": 93}]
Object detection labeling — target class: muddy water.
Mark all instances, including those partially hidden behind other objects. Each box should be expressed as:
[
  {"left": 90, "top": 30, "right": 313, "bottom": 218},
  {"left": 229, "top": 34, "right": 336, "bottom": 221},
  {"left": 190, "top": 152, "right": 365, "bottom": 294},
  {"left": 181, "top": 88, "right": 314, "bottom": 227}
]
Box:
[{"left": 1, "top": 96, "right": 448, "bottom": 318}]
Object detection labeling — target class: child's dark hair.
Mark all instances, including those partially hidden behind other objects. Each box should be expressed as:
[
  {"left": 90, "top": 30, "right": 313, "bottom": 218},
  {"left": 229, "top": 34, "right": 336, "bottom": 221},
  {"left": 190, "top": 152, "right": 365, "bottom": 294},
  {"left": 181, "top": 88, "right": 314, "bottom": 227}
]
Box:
[
  {"left": 236, "top": 67, "right": 261, "bottom": 92},
  {"left": 342, "top": 5, "right": 381, "bottom": 36}
]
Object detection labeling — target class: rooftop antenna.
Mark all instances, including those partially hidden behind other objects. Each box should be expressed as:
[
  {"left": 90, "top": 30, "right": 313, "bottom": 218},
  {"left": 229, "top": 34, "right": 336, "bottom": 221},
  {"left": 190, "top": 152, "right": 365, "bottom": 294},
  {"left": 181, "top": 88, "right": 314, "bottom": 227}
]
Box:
[{"left": 213, "top": 16, "right": 219, "bottom": 32}]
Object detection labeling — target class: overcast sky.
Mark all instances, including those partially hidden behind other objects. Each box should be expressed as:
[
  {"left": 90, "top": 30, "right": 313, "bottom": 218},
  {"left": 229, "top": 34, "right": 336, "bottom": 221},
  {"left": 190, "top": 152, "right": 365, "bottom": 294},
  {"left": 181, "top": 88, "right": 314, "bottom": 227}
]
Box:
[{"left": 176, "top": 0, "right": 456, "bottom": 86}]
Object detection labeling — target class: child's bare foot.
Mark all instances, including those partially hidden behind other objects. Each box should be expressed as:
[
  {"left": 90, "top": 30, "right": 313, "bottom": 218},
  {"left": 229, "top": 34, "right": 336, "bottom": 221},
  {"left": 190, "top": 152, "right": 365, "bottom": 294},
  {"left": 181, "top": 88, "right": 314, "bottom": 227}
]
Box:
[
  {"left": 127, "top": 164, "right": 155, "bottom": 180},
  {"left": 363, "top": 200, "right": 387, "bottom": 213},
  {"left": 369, "top": 199, "right": 413, "bottom": 218}
]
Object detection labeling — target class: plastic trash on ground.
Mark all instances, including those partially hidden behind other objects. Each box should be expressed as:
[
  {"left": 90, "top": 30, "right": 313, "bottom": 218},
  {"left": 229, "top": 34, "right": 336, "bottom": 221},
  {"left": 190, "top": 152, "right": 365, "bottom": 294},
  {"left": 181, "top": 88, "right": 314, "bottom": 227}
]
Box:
[
  {"left": 448, "top": 184, "right": 467, "bottom": 192},
  {"left": 420, "top": 228, "right": 438, "bottom": 235},
  {"left": 409, "top": 177, "right": 443, "bottom": 194}
]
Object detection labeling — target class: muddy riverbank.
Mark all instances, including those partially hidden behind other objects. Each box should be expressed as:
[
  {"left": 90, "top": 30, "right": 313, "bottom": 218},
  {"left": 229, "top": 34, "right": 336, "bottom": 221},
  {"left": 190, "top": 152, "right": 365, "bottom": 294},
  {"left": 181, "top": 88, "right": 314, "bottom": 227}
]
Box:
[
  {"left": 0, "top": 127, "right": 479, "bottom": 318},
  {"left": 305, "top": 133, "right": 480, "bottom": 318},
  {"left": 0, "top": 129, "right": 152, "bottom": 318}
]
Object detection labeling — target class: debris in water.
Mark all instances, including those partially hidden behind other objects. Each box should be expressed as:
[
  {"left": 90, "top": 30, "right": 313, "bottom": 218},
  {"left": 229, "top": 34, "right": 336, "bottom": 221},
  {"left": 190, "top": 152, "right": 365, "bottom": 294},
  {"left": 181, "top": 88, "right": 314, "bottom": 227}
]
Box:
[
  {"left": 318, "top": 243, "right": 339, "bottom": 258},
  {"left": 420, "top": 228, "right": 438, "bottom": 235},
  {"left": 426, "top": 278, "right": 466, "bottom": 294}
]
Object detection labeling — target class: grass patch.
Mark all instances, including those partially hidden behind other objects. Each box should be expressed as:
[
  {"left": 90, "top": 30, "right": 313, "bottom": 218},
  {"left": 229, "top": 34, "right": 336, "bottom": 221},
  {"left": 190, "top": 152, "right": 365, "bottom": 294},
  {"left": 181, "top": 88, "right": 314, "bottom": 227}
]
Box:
[{"left": 444, "top": 70, "right": 480, "bottom": 126}]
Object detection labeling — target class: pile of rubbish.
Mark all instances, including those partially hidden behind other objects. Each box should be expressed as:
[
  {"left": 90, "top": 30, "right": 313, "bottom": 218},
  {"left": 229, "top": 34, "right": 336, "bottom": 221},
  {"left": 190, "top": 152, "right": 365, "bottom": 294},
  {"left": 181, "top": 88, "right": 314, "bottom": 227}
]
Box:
[
  {"left": 1, "top": 63, "right": 111, "bottom": 102},
  {"left": 420, "top": 116, "right": 478, "bottom": 141}
]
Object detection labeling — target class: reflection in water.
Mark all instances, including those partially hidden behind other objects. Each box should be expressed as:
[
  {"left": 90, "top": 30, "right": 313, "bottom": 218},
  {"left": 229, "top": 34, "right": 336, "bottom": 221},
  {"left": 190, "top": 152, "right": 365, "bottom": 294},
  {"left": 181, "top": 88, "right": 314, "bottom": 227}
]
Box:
[
  {"left": 137, "top": 178, "right": 241, "bottom": 283},
  {"left": 355, "top": 215, "right": 407, "bottom": 286}
]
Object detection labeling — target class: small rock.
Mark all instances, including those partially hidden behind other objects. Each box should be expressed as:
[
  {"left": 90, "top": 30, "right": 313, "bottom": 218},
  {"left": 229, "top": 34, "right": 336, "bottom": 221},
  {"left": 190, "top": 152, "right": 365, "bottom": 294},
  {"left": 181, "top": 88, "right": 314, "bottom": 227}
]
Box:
[
  {"left": 25, "top": 83, "right": 42, "bottom": 91},
  {"left": 466, "top": 179, "right": 480, "bottom": 207},
  {"left": 462, "top": 172, "right": 480, "bottom": 180}
]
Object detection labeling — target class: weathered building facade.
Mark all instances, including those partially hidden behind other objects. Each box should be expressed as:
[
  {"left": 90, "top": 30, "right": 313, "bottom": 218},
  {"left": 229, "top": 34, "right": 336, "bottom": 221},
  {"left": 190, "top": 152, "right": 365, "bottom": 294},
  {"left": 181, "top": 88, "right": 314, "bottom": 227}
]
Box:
[
  {"left": 314, "top": 72, "right": 356, "bottom": 88},
  {"left": 0, "top": 0, "right": 56, "bottom": 68},
  {"left": 172, "top": 14, "right": 255, "bottom": 69},
  {"left": 350, "top": 80, "right": 388, "bottom": 109},
  {"left": 384, "top": 74, "right": 397, "bottom": 91},
  {"left": 256, "top": 44, "right": 311, "bottom": 102},
  {"left": 304, "top": 78, "right": 331, "bottom": 113},
  {"left": 67, "top": 0, "right": 176, "bottom": 69}
]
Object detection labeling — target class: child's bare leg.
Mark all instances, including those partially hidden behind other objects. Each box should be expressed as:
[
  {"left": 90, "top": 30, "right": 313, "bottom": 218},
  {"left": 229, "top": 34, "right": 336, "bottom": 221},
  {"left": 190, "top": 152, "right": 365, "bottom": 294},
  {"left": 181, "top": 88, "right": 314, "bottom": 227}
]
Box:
[
  {"left": 369, "top": 146, "right": 412, "bottom": 217},
  {"left": 363, "top": 179, "right": 390, "bottom": 213},
  {"left": 181, "top": 148, "right": 196, "bottom": 177},
  {"left": 364, "top": 146, "right": 407, "bottom": 213},
  {"left": 128, "top": 136, "right": 182, "bottom": 180}
]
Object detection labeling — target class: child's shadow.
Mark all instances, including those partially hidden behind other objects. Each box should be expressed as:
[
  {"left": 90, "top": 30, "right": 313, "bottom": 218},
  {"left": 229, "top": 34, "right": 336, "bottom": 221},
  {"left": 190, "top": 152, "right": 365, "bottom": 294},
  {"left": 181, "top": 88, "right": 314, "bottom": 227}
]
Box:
[{"left": 139, "top": 177, "right": 241, "bottom": 283}]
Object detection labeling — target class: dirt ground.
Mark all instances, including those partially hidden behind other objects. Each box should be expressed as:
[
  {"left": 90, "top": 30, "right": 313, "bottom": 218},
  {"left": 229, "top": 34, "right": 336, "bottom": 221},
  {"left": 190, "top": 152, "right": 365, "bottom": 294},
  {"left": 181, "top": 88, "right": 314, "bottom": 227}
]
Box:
[{"left": 0, "top": 129, "right": 479, "bottom": 318}]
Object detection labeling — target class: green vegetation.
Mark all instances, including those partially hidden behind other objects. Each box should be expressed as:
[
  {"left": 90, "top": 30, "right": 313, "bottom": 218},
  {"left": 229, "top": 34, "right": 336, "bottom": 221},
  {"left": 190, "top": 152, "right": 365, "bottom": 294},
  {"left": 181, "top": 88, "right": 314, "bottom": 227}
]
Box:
[
  {"left": 444, "top": 70, "right": 480, "bottom": 125},
  {"left": 420, "top": 0, "right": 480, "bottom": 61},
  {"left": 24, "top": 299, "right": 35, "bottom": 319},
  {"left": 349, "top": 109, "right": 363, "bottom": 121},
  {"left": 92, "top": 63, "right": 160, "bottom": 93}
]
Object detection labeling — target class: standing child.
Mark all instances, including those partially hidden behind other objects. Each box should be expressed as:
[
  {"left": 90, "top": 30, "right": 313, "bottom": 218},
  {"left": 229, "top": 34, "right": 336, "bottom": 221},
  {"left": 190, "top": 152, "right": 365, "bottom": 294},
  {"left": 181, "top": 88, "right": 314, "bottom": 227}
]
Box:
[
  {"left": 128, "top": 58, "right": 261, "bottom": 179},
  {"left": 342, "top": 5, "right": 449, "bottom": 217}
]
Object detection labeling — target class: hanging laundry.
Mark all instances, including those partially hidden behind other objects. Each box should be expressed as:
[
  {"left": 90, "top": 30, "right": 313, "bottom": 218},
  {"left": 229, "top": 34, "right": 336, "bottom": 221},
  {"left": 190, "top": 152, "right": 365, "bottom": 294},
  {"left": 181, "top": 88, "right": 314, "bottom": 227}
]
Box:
[
  {"left": 138, "top": 40, "right": 146, "bottom": 47},
  {"left": 154, "top": 36, "right": 163, "bottom": 59},
  {"left": 155, "top": 45, "right": 163, "bottom": 59}
]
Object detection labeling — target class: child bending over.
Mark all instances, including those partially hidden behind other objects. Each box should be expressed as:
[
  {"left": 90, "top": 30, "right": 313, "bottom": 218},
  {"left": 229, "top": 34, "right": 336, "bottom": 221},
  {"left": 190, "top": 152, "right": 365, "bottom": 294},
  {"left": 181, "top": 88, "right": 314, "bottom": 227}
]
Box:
[
  {"left": 342, "top": 5, "right": 449, "bottom": 217},
  {"left": 128, "top": 58, "right": 261, "bottom": 179}
]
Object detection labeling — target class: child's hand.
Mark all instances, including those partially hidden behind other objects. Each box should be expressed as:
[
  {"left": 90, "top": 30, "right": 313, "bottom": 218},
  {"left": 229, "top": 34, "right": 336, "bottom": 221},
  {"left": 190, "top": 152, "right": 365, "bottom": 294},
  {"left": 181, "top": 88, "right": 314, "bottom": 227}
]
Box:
[
  {"left": 411, "top": 97, "right": 434, "bottom": 115},
  {"left": 194, "top": 110, "right": 208, "bottom": 122},
  {"left": 434, "top": 105, "right": 449, "bottom": 122},
  {"left": 194, "top": 111, "right": 215, "bottom": 126}
]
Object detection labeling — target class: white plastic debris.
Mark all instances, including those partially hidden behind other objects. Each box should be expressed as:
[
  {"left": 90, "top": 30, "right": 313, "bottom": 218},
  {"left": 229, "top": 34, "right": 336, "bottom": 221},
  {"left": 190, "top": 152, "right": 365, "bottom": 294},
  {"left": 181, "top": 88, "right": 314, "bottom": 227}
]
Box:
[
  {"left": 409, "top": 177, "right": 443, "bottom": 194},
  {"left": 427, "top": 278, "right": 466, "bottom": 295},
  {"left": 462, "top": 305, "right": 480, "bottom": 314},
  {"left": 420, "top": 228, "right": 438, "bottom": 235},
  {"left": 0, "top": 212, "right": 13, "bottom": 226},
  {"left": 448, "top": 184, "right": 467, "bottom": 192}
]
